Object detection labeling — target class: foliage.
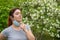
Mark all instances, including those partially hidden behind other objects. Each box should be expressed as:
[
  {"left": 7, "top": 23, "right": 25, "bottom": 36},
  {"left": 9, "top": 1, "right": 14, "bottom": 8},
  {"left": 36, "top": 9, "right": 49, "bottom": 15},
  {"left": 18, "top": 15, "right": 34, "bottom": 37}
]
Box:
[{"left": 0, "top": 0, "right": 60, "bottom": 40}]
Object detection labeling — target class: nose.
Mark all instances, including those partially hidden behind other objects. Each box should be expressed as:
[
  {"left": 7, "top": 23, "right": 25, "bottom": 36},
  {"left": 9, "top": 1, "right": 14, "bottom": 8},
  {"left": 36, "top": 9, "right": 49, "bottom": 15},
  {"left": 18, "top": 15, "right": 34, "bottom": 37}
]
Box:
[{"left": 19, "top": 14, "right": 22, "bottom": 18}]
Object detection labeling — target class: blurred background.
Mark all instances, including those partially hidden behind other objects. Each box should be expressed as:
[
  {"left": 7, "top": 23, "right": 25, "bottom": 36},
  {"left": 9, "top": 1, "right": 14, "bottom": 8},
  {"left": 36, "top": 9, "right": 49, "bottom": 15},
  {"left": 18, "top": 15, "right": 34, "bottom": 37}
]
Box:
[{"left": 0, "top": 0, "right": 60, "bottom": 40}]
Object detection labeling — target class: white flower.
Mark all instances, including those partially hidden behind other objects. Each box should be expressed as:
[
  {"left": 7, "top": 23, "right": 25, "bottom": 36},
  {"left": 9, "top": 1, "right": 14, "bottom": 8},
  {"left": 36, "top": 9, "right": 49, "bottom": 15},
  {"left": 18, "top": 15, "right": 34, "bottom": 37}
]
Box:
[
  {"left": 50, "top": 26, "right": 52, "bottom": 29},
  {"left": 37, "top": 26, "right": 39, "bottom": 29},
  {"left": 56, "top": 34, "right": 60, "bottom": 38},
  {"left": 50, "top": 32, "right": 54, "bottom": 37},
  {"left": 56, "top": 19, "right": 59, "bottom": 24},
  {"left": 41, "top": 16, "right": 44, "bottom": 19}
]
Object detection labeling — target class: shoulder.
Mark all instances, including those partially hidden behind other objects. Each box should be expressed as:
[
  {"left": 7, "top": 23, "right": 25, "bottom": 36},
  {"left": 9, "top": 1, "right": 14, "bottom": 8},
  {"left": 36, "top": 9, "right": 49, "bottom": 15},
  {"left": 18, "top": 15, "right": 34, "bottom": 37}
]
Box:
[
  {"left": 1, "top": 26, "right": 11, "bottom": 37},
  {"left": 25, "top": 24, "right": 31, "bottom": 30},
  {"left": 1, "top": 26, "right": 11, "bottom": 33}
]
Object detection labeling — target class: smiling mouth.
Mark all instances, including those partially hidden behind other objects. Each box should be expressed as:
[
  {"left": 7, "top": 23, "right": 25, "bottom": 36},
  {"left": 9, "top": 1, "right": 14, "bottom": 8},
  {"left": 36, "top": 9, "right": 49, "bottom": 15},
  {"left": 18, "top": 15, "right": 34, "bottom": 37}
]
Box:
[{"left": 18, "top": 18, "right": 22, "bottom": 19}]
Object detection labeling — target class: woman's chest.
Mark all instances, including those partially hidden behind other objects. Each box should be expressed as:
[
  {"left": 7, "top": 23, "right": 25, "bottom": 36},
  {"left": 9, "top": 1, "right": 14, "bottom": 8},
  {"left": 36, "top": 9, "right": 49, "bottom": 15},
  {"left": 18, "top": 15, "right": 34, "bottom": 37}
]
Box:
[{"left": 7, "top": 30, "right": 27, "bottom": 40}]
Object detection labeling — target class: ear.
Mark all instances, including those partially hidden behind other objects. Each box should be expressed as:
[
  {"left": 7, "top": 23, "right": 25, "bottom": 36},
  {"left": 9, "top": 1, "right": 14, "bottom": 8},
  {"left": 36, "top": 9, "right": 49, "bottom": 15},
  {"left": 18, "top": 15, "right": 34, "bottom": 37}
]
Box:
[{"left": 10, "top": 16, "right": 14, "bottom": 21}]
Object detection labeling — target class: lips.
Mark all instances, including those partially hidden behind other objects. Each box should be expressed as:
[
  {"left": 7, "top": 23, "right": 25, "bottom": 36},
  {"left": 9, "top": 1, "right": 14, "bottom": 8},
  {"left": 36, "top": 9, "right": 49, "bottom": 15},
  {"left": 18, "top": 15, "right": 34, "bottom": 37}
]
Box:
[{"left": 19, "top": 17, "right": 22, "bottom": 19}]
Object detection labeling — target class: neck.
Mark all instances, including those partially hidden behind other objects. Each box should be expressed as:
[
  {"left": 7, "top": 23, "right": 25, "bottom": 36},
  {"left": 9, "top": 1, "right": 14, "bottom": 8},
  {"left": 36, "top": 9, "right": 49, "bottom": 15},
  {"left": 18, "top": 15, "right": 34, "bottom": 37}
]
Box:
[
  {"left": 12, "top": 24, "right": 20, "bottom": 28},
  {"left": 11, "top": 24, "right": 21, "bottom": 31},
  {"left": 17, "top": 20, "right": 22, "bottom": 23}
]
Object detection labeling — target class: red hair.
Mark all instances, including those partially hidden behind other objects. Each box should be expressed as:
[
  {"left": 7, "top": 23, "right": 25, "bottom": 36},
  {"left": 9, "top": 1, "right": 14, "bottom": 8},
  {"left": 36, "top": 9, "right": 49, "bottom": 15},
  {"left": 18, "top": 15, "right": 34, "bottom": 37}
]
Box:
[{"left": 8, "top": 16, "right": 12, "bottom": 26}]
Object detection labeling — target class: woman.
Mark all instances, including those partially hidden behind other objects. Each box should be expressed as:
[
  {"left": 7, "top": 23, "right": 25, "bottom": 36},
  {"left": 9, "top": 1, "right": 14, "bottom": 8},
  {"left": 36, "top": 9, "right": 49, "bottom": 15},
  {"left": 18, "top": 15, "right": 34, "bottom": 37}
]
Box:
[{"left": 0, "top": 8, "right": 35, "bottom": 40}]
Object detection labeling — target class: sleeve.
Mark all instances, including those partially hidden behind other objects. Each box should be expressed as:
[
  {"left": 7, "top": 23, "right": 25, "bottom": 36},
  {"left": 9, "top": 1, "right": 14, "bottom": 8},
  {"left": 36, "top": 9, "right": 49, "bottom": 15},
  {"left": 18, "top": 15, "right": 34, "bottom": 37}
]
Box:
[
  {"left": 1, "top": 29, "right": 8, "bottom": 37},
  {"left": 26, "top": 24, "right": 31, "bottom": 30}
]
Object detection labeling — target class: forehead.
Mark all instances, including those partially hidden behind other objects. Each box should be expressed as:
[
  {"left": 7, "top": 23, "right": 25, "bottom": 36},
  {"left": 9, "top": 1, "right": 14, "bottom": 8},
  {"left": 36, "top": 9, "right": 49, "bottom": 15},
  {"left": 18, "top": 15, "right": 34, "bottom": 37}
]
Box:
[{"left": 14, "top": 9, "right": 21, "bottom": 13}]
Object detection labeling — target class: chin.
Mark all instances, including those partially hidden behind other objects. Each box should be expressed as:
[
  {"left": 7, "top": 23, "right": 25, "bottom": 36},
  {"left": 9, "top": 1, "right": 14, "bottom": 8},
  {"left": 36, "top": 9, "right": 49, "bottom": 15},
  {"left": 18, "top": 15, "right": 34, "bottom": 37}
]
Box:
[{"left": 18, "top": 20, "right": 22, "bottom": 22}]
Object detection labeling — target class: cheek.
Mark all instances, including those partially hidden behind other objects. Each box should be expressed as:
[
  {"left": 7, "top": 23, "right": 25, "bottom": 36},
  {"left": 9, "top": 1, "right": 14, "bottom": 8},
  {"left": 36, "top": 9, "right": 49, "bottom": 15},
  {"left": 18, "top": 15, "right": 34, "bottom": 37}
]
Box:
[
  {"left": 13, "top": 15, "right": 18, "bottom": 20},
  {"left": 20, "top": 15, "right": 22, "bottom": 18},
  {"left": 14, "top": 15, "right": 22, "bottom": 20}
]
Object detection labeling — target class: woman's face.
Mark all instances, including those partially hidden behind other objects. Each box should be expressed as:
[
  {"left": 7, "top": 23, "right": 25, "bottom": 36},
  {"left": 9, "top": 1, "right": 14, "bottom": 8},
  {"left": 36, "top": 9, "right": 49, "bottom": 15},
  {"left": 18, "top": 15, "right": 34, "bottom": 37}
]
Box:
[{"left": 13, "top": 9, "right": 22, "bottom": 22}]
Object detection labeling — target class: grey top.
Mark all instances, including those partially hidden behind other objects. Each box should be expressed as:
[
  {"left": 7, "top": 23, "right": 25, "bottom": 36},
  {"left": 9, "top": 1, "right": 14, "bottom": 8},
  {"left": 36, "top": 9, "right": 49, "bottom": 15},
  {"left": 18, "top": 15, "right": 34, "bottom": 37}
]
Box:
[{"left": 1, "top": 25, "right": 30, "bottom": 40}]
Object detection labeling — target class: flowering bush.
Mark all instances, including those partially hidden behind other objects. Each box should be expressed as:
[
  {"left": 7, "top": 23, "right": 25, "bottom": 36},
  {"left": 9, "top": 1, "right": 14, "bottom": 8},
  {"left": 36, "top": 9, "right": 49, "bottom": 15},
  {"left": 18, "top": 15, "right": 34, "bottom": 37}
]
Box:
[
  {"left": 0, "top": 0, "right": 60, "bottom": 40},
  {"left": 20, "top": 0, "right": 60, "bottom": 40}
]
